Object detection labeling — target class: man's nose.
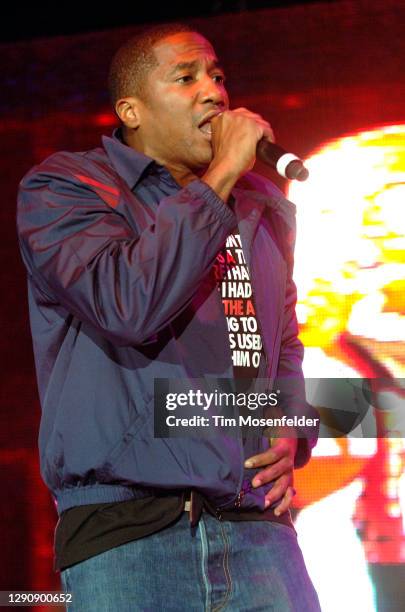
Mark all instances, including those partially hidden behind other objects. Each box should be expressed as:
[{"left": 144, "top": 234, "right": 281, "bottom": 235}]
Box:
[{"left": 199, "top": 75, "right": 227, "bottom": 106}]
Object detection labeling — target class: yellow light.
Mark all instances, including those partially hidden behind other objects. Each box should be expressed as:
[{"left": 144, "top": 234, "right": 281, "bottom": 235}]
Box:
[{"left": 288, "top": 124, "right": 405, "bottom": 376}]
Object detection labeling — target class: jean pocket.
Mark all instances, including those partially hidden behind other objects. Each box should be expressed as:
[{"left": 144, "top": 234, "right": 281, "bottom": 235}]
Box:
[{"left": 267, "top": 518, "right": 297, "bottom": 538}]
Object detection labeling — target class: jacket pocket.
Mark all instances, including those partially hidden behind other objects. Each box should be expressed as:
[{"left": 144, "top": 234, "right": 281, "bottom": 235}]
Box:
[
  {"left": 104, "top": 398, "right": 152, "bottom": 469},
  {"left": 107, "top": 412, "right": 244, "bottom": 505},
  {"left": 41, "top": 370, "right": 151, "bottom": 491}
]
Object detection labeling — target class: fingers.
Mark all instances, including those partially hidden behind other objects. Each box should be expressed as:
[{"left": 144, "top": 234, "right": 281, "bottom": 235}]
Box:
[
  {"left": 231, "top": 107, "right": 275, "bottom": 142},
  {"left": 215, "top": 107, "right": 275, "bottom": 143},
  {"left": 244, "top": 438, "right": 296, "bottom": 515},
  {"left": 241, "top": 431, "right": 298, "bottom": 517},
  {"left": 244, "top": 438, "right": 295, "bottom": 471},
  {"left": 245, "top": 439, "right": 296, "bottom": 516},
  {"left": 262, "top": 124, "right": 275, "bottom": 143},
  {"left": 267, "top": 483, "right": 297, "bottom": 516},
  {"left": 250, "top": 454, "right": 294, "bottom": 488},
  {"left": 244, "top": 448, "right": 277, "bottom": 469},
  {"left": 207, "top": 106, "right": 275, "bottom": 180}
]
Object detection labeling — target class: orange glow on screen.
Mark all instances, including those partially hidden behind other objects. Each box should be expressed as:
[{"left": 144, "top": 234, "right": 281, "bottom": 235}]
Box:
[{"left": 285, "top": 126, "right": 405, "bottom": 573}]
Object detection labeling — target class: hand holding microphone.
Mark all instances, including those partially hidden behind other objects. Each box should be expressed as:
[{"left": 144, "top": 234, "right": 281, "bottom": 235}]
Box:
[
  {"left": 203, "top": 107, "right": 308, "bottom": 202},
  {"left": 210, "top": 108, "right": 309, "bottom": 181}
]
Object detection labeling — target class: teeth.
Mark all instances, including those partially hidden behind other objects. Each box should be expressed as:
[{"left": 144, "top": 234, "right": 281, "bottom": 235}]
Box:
[{"left": 199, "top": 123, "right": 212, "bottom": 135}]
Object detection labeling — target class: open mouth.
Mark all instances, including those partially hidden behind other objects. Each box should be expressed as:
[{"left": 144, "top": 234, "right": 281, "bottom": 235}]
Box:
[
  {"left": 199, "top": 122, "right": 212, "bottom": 137},
  {"left": 198, "top": 111, "right": 222, "bottom": 138}
]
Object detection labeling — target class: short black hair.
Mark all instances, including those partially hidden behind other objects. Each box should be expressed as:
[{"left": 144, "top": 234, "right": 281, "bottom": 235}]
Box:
[{"left": 108, "top": 23, "right": 196, "bottom": 109}]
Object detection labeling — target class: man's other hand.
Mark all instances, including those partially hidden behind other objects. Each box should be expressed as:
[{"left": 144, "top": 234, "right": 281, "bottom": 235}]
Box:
[{"left": 244, "top": 432, "right": 297, "bottom": 516}]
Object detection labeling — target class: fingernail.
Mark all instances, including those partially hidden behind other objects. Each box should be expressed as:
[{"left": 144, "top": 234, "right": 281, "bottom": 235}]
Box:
[
  {"left": 252, "top": 479, "right": 261, "bottom": 488},
  {"left": 244, "top": 460, "right": 254, "bottom": 468},
  {"left": 274, "top": 509, "right": 280, "bottom": 516},
  {"left": 264, "top": 499, "right": 270, "bottom": 508}
]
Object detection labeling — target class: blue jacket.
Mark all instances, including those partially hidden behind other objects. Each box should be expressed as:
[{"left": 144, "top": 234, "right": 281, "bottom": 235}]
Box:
[{"left": 17, "top": 128, "right": 318, "bottom": 516}]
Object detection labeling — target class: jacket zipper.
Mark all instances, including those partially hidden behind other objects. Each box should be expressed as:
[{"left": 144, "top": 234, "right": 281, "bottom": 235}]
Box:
[
  {"left": 247, "top": 239, "right": 269, "bottom": 379},
  {"left": 245, "top": 232, "right": 271, "bottom": 419},
  {"left": 214, "top": 479, "right": 254, "bottom": 519},
  {"left": 234, "top": 479, "right": 254, "bottom": 508}
]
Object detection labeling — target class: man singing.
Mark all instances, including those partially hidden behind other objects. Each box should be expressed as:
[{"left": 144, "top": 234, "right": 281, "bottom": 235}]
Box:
[{"left": 17, "top": 23, "right": 321, "bottom": 611}]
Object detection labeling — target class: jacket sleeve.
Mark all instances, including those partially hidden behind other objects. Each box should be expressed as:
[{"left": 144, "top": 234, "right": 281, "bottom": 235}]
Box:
[
  {"left": 275, "top": 198, "right": 319, "bottom": 468},
  {"left": 17, "top": 157, "right": 236, "bottom": 347}
]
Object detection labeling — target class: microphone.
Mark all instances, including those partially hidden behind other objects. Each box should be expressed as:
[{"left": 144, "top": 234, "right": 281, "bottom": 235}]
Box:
[{"left": 257, "top": 140, "right": 309, "bottom": 181}]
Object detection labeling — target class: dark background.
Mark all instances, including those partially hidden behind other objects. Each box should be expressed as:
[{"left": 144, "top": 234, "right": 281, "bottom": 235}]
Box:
[
  {"left": 1, "top": 0, "right": 404, "bottom": 605},
  {"left": 0, "top": 1, "right": 339, "bottom": 43}
]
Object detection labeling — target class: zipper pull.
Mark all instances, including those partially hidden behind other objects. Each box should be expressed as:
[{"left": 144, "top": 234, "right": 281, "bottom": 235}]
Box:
[
  {"left": 215, "top": 507, "right": 223, "bottom": 521},
  {"left": 215, "top": 479, "right": 254, "bottom": 518},
  {"left": 235, "top": 490, "right": 244, "bottom": 509},
  {"left": 234, "top": 479, "right": 253, "bottom": 509}
]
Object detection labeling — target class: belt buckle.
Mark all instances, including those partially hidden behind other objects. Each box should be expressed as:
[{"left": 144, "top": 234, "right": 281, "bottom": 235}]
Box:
[
  {"left": 185, "top": 490, "right": 204, "bottom": 527},
  {"left": 184, "top": 488, "right": 191, "bottom": 512}
]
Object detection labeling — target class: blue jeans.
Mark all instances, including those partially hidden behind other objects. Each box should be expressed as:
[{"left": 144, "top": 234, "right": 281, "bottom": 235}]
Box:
[{"left": 60, "top": 511, "right": 321, "bottom": 611}]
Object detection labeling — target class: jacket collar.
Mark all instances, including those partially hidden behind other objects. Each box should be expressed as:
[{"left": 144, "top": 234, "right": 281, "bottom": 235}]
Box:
[
  {"left": 101, "top": 129, "right": 275, "bottom": 248},
  {"left": 102, "top": 127, "right": 155, "bottom": 190}
]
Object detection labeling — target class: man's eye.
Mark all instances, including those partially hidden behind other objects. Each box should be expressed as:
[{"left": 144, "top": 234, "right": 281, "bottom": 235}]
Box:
[
  {"left": 177, "top": 75, "right": 193, "bottom": 83},
  {"left": 213, "top": 74, "right": 226, "bottom": 84}
]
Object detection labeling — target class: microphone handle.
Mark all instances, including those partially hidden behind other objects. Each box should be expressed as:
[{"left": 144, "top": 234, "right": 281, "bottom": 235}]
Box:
[{"left": 257, "top": 140, "right": 309, "bottom": 181}]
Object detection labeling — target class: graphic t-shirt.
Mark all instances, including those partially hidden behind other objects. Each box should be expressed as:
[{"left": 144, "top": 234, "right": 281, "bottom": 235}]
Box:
[{"left": 213, "top": 232, "right": 264, "bottom": 380}]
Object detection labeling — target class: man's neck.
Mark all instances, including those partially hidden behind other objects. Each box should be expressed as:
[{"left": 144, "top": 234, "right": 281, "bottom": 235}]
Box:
[{"left": 121, "top": 126, "right": 204, "bottom": 188}]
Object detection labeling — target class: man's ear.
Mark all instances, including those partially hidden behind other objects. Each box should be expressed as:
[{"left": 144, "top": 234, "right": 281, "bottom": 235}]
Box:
[{"left": 115, "top": 97, "right": 142, "bottom": 129}]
